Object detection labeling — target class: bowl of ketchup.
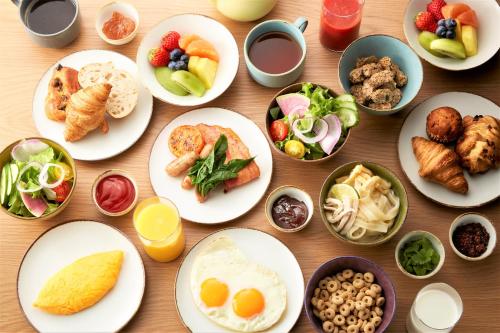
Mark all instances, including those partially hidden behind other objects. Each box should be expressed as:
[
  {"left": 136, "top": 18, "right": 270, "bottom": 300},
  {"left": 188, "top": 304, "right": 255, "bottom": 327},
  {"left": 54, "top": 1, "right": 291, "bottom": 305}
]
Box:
[{"left": 92, "top": 169, "right": 138, "bottom": 216}]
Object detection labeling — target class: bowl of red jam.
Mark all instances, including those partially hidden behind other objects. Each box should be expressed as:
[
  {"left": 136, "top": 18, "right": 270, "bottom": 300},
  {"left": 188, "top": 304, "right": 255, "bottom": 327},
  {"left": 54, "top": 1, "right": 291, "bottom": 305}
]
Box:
[
  {"left": 265, "top": 185, "right": 313, "bottom": 232},
  {"left": 92, "top": 169, "right": 138, "bottom": 216}
]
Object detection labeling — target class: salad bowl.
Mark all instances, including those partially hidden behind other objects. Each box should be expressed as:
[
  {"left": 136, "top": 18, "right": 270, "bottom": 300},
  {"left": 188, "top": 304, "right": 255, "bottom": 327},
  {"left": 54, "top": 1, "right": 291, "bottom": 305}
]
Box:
[
  {"left": 265, "top": 82, "right": 358, "bottom": 163},
  {"left": 0, "top": 138, "right": 77, "bottom": 221}
]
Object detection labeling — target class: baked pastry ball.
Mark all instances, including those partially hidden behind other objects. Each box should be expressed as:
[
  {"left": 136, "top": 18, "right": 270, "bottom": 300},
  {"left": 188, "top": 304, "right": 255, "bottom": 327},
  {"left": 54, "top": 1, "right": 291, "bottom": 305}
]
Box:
[{"left": 426, "top": 107, "right": 463, "bottom": 144}]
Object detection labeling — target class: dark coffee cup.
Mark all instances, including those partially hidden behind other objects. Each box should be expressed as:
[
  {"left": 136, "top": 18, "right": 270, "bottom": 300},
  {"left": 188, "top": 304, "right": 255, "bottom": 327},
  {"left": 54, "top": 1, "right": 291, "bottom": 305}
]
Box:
[{"left": 12, "top": 0, "right": 80, "bottom": 48}]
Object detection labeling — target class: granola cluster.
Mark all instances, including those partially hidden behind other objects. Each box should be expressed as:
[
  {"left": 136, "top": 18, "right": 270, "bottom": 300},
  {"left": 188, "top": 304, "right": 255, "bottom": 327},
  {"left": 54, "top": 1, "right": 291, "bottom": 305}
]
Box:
[{"left": 349, "top": 56, "right": 407, "bottom": 111}]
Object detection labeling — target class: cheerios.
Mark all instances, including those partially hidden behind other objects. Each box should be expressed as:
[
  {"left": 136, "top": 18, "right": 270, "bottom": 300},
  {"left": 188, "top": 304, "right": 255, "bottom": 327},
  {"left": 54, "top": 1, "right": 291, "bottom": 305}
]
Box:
[
  {"left": 320, "top": 289, "right": 330, "bottom": 301},
  {"left": 314, "top": 287, "right": 321, "bottom": 297},
  {"left": 323, "top": 320, "right": 335, "bottom": 333},
  {"left": 371, "top": 316, "right": 382, "bottom": 327},
  {"left": 355, "top": 300, "right": 366, "bottom": 311},
  {"left": 336, "top": 273, "right": 346, "bottom": 282},
  {"left": 346, "top": 315, "right": 357, "bottom": 325},
  {"left": 326, "top": 307, "right": 336, "bottom": 320},
  {"left": 346, "top": 299, "right": 355, "bottom": 311},
  {"left": 311, "top": 296, "right": 319, "bottom": 307},
  {"left": 376, "top": 297, "right": 385, "bottom": 307},
  {"left": 317, "top": 299, "right": 326, "bottom": 310},
  {"left": 347, "top": 324, "right": 359, "bottom": 333},
  {"left": 363, "top": 272, "right": 374, "bottom": 283},
  {"left": 342, "top": 269, "right": 354, "bottom": 279},
  {"left": 320, "top": 310, "right": 327, "bottom": 321},
  {"left": 362, "top": 296, "right": 373, "bottom": 307},
  {"left": 353, "top": 279, "right": 365, "bottom": 289},
  {"left": 334, "top": 314, "right": 346, "bottom": 326},
  {"left": 328, "top": 280, "right": 340, "bottom": 293},
  {"left": 340, "top": 303, "right": 350, "bottom": 316},
  {"left": 332, "top": 295, "right": 344, "bottom": 305},
  {"left": 363, "top": 322, "right": 375, "bottom": 333},
  {"left": 358, "top": 308, "right": 370, "bottom": 320},
  {"left": 354, "top": 272, "right": 364, "bottom": 280},
  {"left": 370, "top": 284, "right": 382, "bottom": 295},
  {"left": 374, "top": 306, "right": 383, "bottom": 317},
  {"left": 320, "top": 279, "right": 329, "bottom": 289}
]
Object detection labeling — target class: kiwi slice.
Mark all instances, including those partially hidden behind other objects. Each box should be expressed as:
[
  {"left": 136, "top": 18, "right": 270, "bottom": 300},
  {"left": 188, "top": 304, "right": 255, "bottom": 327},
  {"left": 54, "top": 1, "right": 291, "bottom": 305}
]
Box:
[
  {"left": 418, "top": 32, "right": 445, "bottom": 57},
  {"left": 154, "top": 67, "right": 189, "bottom": 96},
  {"left": 430, "top": 39, "right": 466, "bottom": 59},
  {"left": 171, "top": 70, "right": 206, "bottom": 97}
]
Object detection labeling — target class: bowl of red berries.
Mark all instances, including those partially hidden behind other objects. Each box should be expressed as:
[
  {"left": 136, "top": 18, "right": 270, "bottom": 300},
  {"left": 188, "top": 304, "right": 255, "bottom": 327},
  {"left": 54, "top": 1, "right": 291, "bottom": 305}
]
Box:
[
  {"left": 403, "top": 0, "right": 500, "bottom": 71},
  {"left": 136, "top": 14, "right": 239, "bottom": 106}
]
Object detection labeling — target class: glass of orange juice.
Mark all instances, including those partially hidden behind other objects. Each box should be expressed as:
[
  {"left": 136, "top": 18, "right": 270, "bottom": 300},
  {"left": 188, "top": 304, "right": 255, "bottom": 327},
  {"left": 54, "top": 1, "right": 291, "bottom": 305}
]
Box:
[{"left": 133, "top": 196, "right": 185, "bottom": 262}]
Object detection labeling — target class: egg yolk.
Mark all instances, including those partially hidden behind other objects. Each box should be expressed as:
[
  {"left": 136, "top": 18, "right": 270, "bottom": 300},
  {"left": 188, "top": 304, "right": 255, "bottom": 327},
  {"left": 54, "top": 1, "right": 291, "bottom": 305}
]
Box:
[
  {"left": 200, "top": 278, "right": 229, "bottom": 307},
  {"left": 232, "top": 288, "right": 265, "bottom": 318}
]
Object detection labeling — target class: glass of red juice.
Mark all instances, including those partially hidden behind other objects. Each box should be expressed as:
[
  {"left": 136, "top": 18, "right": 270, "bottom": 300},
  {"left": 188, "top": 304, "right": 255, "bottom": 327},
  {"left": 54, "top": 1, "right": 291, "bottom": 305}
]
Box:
[{"left": 320, "top": 0, "right": 364, "bottom": 51}]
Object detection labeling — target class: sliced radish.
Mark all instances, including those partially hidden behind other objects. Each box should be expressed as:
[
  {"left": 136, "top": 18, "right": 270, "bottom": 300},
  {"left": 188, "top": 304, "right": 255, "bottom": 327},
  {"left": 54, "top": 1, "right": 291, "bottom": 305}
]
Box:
[
  {"left": 20, "top": 192, "right": 47, "bottom": 217},
  {"left": 319, "top": 115, "right": 342, "bottom": 155},
  {"left": 292, "top": 118, "right": 328, "bottom": 144},
  {"left": 11, "top": 139, "right": 49, "bottom": 162}
]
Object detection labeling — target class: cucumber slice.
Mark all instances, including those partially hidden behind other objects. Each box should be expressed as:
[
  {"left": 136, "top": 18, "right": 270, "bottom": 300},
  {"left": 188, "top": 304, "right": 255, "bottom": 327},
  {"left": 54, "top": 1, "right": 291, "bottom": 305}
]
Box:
[
  {"left": 10, "top": 163, "right": 19, "bottom": 184},
  {"left": 336, "top": 94, "right": 355, "bottom": 103},
  {"left": 0, "top": 165, "right": 7, "bottom": 205},
  {"left": 5, "top": 163, "right": 12, "bottom": 197},
  {"left": 336, "top": 108, "right": 360, "bottom": 128},
  {"left": 337, "top": 101, "right": 357, "bottom": 111}
]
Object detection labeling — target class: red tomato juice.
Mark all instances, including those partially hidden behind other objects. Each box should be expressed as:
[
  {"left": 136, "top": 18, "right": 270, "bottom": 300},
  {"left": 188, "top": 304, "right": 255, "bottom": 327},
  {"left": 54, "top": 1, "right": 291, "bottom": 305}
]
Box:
[{"left": 320, "top": 0, "right": 363, "bottom": 51}]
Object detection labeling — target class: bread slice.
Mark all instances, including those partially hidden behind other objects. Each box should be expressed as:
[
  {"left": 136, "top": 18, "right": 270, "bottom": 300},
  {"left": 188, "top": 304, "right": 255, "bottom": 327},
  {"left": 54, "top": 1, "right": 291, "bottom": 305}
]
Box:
[{"left": 78, "top": 62, "right": 138, "bottom": 118}]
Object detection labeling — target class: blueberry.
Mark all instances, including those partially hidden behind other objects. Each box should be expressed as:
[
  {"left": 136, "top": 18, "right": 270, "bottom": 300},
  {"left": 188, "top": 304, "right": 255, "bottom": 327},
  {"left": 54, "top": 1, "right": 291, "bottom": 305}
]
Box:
[
  {"left": 445, "top": 18, "right": 457, "bottom": 29},
  {"left": 445, "top": 30, "right": 456, "bottom": 39},
  {"left": 168, "top": 61, "right": 176, "bottom": 70},
  {"left": 180, "top": 54, "right": 189, "bottom": 62},
  {"left": 174, "top": 60, "right": 187, "bottom": 71},
  {"left": 435, "top": 26, "right": 447, "bottom": 37},
  {"left": 170, "top": 48, "right": 184, "bottom": 61},
  {"left": 437, "top": 19, "right": 446, "bottom": 27}
]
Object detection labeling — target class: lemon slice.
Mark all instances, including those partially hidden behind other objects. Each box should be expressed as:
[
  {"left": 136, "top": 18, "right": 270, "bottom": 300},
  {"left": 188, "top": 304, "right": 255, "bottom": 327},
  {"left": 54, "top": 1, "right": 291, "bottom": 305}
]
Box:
[{"left": 328, "top": 184, "right": 358, "bottom": 200}]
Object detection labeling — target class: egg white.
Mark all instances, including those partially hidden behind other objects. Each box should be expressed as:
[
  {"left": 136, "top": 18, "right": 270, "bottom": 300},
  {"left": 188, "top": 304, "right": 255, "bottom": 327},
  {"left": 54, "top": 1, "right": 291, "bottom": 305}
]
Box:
[{"left": 190, "top": 237, "right": 287, "bottom": 332}]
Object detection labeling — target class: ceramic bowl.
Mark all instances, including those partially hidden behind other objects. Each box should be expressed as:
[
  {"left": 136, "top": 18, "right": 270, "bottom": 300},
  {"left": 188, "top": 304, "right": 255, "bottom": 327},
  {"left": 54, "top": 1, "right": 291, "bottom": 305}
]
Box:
[
  {"left": 265, "top": 185, "right": 314, "bottom": 232},
  {"left": 395, "top": 230, "right": 445, "bottom": 279},
  {"left": 403, "top": 0, "right": 500, "bottom": 71},
  {"left": 0, "top": 137, "right": 77, "bottom": 220},
  {"left": 449, "top": 212, "right": 496, "bottom": 261},
  {"left": 96, "top": 1, "right": 139, "bottom": 45},
  {"left": 136, "top": 14, "right": 239, "bottom": 106},
  {"left": 91, "top": 169, "right": 138, "bottom": 217},
  {"left": 305, "top": 256, "right": 396, "bottom": 333},
  {"left": 319, "top": 161, "right": 408, "bottom": 246},
  {"left": 338, "top": 34, "right": 423, "bottom": 115},
  {"left": 265, "top": 82, "right": 352, "bottom": 163}
]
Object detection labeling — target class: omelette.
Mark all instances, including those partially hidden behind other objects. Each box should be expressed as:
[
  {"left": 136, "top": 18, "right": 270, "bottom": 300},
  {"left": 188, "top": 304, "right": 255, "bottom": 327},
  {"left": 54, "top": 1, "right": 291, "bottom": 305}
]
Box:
[{"left": 33, "top": 250, "right": 124, "bottom": 315}]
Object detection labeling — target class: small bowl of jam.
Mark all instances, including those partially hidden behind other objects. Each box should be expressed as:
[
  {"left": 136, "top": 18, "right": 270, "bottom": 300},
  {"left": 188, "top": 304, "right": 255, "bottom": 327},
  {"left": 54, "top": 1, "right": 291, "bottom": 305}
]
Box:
[
  {"left": 265, "top": 185, "right": 313, "bottom": 233},
  {"left": 92, "top": 169, "right": 138, "bottom": 217},
  {"left": 96, "top": 1, "right": 139, "bottom": 45},
  {"left": 449, "top": 212, "right": 496, "bottom": 261}
]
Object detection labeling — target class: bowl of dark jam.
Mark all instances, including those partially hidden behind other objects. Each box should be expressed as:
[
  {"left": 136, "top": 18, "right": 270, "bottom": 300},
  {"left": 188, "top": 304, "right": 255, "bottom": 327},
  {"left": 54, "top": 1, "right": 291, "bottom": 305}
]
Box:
[{"left": 265, "top": 185, "right": 313, "bottom": 232}]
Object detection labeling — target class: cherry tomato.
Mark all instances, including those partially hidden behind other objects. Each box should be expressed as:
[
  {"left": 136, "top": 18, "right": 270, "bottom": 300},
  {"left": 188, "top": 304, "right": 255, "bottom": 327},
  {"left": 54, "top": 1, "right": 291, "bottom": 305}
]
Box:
[
  {"left": 284, "top": 140, "right": 305, "bottom": 159},
  {"left": 53, "top": 181, "right": 71, "bottom": 203},
  {"left": 270, "top": 120, "right": 289, "bottom": 142}
]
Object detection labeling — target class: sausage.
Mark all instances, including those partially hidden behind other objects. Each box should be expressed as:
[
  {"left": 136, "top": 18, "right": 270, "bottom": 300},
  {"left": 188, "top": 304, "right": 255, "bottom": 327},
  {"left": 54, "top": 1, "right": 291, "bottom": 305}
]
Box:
[
  {"left": 165, "top": 151, "right": 199, "bottom": 177},
  {"left": 180, "top": 143, "right": 212, "bottom": 190},
  {"left": 181, "top": 176, "right": 194, "bottom": 189},
  {"left": 196, "top": 190, "right": 207, "bottom": 203},
  {"left": 199, "top": 143, "right": 213, "bottom": 158}
]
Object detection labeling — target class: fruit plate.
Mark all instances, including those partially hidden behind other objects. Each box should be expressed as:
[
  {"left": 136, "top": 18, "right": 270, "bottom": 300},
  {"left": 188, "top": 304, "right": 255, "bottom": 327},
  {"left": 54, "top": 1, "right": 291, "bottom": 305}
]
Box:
[
  {"left": 137, "top": 14, "right": 239, "bottom": 106},
  {"left": 149, "top": 107, "right": 273, "bottom": 224},
  {"left": 398, "top": 92, "right": 500, "bottom": 208},
  {"left": 32, "top": 50, "right": 153, "bottom": 161},
  {"left": 175, "top": 227, "right": 304, "bottom": 333},
  {"left": 403, "top": 0, "right": 500, "bottom": 71},
  {"left": 17, "top": 220, "right": 145, "bottom": 333}
]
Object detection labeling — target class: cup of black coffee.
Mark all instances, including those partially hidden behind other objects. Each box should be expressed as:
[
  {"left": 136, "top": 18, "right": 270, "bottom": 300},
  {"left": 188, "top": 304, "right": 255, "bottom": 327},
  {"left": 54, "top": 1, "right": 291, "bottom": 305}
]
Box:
[{"left": 11, "top": 0, "right": 80, "bottom": 48}]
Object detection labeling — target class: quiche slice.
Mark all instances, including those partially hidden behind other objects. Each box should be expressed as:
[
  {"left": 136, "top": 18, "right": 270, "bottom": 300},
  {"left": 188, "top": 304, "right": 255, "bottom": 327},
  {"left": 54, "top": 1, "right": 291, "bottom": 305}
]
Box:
[{"left": 33, "top": 250, "right": 124, "bottom": 315}]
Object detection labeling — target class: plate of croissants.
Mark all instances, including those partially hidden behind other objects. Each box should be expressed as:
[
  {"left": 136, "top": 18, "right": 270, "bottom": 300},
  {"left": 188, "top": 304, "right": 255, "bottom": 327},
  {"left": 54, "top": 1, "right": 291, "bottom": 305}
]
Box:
[
  {"left": 398, "top": 92, "right": 500, "bottom": 208},
  {"left": 32, "top": 50, "right": 153, "bottom": 161}
]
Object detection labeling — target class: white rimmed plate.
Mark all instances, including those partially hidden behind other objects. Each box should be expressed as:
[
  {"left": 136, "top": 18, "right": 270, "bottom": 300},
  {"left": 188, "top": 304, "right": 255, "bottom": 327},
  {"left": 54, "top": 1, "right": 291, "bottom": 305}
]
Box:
[
  {"left": 403, "top": 0, "right": 500, "bottom": 71},
  {"left": 136, "top": 14, "right": 239, "bottom": 106},
  {"left": 398, "top": 92, "right": 500, "bottom": 207},
  {"left": 149, "top": 107, "right": 273, "bottom": 224},
  {"left": 17, "top": 220, "right": 145, "bottom": 333},
  {"left": 175, "top": 228, "right": 304, "bottom": 333},
  {"left": 32, "top": 50, "right": 153, "bottom": 161}
]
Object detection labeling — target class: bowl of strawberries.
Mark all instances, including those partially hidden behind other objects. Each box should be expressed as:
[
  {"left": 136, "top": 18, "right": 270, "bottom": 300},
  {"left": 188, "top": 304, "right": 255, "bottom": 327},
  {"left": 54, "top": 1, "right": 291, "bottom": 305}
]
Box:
[
  {"left": 403, "top": 0, "right": 500, "bottom": 70},
  {"left": 136, "top": 14, "right": 239, "bottom": 106}
]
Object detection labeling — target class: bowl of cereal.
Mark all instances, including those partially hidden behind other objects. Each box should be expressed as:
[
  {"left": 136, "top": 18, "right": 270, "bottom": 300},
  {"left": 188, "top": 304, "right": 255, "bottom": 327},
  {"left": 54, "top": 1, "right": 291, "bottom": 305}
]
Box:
[
  {"left": 305, "top": 256, "right": 396, "bottom": 333},
  {"left": 338, "top": 34, "right": 423, "bottom": 115}
]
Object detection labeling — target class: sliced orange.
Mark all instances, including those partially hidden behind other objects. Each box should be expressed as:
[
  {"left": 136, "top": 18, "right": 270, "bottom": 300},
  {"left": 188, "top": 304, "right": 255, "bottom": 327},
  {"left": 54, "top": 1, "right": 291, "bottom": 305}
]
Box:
[
  {"left": 179, "top": 34, "right": 201, "bottom": 51},
  {"left": 185, "top": 39, "right": 219, "bottom": 62},
  {"left": 456, "top": 9, "right": 478, "bottom": 28},
  {"left": 441, "top": 3, "right": 471, "bottom": 19}
]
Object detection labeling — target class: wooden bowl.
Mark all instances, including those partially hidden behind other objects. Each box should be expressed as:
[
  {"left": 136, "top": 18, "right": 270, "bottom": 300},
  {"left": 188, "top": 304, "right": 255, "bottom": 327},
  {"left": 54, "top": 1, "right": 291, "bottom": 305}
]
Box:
[
  {"left": 265, "top": 82, "right": 352, "bottom": 163},
  {"left": 0, "top": 137, "right": 77, "bottom": 221}
]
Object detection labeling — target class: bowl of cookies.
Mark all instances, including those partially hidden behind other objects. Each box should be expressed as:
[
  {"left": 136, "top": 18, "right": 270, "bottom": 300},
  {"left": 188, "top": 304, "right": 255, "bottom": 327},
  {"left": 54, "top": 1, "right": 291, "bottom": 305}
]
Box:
[
  {"left": 338, "top": 34, "right": 423, "bottom": 115},
  {"left": 305, "top": 256, "right": 396, "bottom": 333}
]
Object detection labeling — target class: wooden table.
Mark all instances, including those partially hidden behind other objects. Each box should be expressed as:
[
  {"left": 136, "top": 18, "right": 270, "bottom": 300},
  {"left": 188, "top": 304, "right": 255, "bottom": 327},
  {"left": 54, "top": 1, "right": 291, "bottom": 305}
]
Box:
[{"left": 0, "top": 0, "right": 498, "bottom": 332}]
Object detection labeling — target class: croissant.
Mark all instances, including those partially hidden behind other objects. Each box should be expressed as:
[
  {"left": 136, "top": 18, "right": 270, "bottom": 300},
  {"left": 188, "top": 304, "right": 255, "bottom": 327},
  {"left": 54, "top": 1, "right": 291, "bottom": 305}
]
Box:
[
  {"left": 45, "top": 64, "right": 80, "bottom": 122},
  {"left": 411, "top": 136, "right": 468, "bottom": 194},
  {"left": 64, "top": 83, "right": 111, "bottom": 142},
  {"left": 455, "top": 115, "right": 500, "bottom": 174}
]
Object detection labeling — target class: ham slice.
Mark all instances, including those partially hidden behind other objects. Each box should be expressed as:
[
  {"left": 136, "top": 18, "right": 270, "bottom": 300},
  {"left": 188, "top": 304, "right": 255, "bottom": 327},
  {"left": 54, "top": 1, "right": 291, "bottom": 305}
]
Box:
[{"left": 196, "top": 124, "right": 260, "bottom": 191}]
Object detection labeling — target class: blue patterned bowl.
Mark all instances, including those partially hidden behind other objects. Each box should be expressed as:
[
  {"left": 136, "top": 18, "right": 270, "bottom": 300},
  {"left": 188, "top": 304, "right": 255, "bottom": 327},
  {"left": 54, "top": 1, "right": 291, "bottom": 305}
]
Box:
[{"left": 338, "top": 34, "right": 423, "bottom": 115}]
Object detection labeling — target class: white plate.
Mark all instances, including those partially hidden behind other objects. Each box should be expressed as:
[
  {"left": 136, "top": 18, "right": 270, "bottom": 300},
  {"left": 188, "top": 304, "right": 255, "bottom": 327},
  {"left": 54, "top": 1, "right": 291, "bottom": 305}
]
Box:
[
  {"left": 17, "top": 221, "right": 145, "bottom": 333},
  {"left": 136, "top": 14, "right": 239, "bottom": 106},
  {"left": 398, "top": 92, "right": 500, "bottom": 207},
  {"left": 403, "top": 0, "right": 500, "bottom": 71},
  {"left": 149, "top": 107, "right": 273, "bottom": 224},
  {"left": 33, "top": 50, "right": 153, "bottom": 161},
  {"left": 175, "top": 228, "right": 304, "bottom": 333}
]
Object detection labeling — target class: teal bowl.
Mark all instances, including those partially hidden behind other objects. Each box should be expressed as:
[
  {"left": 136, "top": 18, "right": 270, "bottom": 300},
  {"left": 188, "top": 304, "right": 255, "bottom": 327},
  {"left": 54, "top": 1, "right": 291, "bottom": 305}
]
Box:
[{"left": 339, "top": 34, "right": 423, "bottom": 116}]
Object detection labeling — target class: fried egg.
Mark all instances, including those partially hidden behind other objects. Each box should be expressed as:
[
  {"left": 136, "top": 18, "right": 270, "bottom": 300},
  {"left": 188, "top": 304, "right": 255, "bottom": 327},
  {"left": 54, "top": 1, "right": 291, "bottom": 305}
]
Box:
[{"left": 190, "top": 237, "right": 287, "bottom": 332}]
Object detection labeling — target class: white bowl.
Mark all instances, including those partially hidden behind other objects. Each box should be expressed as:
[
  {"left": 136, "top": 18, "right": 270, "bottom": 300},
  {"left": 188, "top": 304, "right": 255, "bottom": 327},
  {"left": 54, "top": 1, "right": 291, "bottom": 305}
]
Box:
[
  {"left": 449, "top": 212, "right": 496, "bottom": 261},
  {"left": 395, "top": 230, "right": 445, "bottom": 279},
  {"left": 96, "top": 1, "right": 139, "bottom": 45},
  {"left": 136, "top": 14, "right": 239, "bottom": 106},
  {"left": 403, "top": 0, "right": 500, "bottom": 70},
  {"left": 265, "top": 185, "right": 314, "bottom": 232}
]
